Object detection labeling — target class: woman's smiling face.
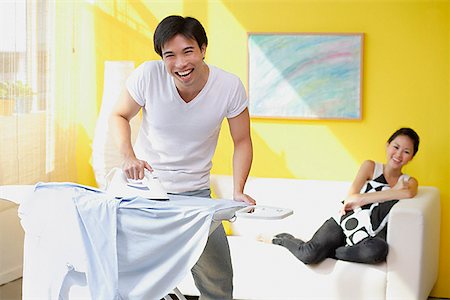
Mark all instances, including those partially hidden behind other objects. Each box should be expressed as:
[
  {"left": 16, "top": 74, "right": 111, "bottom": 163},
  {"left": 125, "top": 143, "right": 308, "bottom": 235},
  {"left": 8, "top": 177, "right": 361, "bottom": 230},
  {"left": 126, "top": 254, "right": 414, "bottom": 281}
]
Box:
[{"left": 385, "top": 134, "right": 415, "bottom": 169}]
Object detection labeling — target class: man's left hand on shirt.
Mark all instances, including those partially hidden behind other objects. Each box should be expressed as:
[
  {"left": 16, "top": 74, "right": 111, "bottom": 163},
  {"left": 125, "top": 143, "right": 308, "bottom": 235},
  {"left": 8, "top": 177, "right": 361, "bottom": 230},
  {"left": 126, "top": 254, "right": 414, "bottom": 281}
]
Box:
[{"left": 233, "top": 192, "right": 256, "bottom": 205}]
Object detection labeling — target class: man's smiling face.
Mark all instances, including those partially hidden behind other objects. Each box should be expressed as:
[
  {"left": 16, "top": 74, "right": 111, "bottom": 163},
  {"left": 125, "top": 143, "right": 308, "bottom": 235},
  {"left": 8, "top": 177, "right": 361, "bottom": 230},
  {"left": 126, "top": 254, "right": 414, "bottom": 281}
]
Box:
[{"left": 161, "top": 34, "right": 207, "bottom": 92}]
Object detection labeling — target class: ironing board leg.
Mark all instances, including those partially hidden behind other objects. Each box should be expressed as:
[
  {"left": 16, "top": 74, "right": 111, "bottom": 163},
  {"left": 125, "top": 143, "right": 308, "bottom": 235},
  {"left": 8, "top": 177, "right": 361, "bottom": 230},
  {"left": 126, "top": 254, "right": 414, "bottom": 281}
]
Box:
[{"left": 163, "top": 295, "right": 174, "bottom": 300}]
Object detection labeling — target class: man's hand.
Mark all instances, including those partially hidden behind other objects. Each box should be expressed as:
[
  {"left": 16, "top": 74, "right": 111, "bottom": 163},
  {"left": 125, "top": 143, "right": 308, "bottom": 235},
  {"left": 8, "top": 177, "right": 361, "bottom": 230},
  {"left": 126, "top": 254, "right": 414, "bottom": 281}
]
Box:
[
  {"left": 122, "top": 157, "right": 153, "bottom": 180},
  {"left": 233, "top": 192, "right": 256, "bottom": 205}
]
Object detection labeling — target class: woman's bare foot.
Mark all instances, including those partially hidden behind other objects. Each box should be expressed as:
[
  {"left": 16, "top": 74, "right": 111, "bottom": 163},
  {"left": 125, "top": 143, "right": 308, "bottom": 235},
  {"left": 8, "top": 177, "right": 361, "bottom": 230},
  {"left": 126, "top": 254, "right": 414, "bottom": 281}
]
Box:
[{"left": 256, "top": 233, "right": 274, "bottom": 244}]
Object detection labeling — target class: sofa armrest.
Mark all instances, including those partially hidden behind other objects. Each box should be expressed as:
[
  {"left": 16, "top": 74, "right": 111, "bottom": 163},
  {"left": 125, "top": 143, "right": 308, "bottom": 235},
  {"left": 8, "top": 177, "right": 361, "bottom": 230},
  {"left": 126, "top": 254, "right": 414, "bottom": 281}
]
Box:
[
  {"left": 386, "top": 186, "right": 440, "bottom": 300},
  {"left": 0, "top": 199, "right": 24, "bottom": 284}
]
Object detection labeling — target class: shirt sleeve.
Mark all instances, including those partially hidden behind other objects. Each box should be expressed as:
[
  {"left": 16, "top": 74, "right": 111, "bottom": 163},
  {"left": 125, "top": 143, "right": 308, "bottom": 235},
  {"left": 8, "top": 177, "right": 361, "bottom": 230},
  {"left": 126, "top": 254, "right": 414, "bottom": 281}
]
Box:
[
  {"left": 226, "top": 77, "right": 249, "bottom": 119},
  {"left": 126, "top": 62, "right": 148, "bottom": 106}
]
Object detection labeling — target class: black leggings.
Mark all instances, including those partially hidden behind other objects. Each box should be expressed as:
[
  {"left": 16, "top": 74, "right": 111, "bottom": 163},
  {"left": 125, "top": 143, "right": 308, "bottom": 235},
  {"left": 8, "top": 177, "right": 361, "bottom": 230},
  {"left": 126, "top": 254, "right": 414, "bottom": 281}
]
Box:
[{"left": 273, "top": 218, "right": 389, "bottom": 264}]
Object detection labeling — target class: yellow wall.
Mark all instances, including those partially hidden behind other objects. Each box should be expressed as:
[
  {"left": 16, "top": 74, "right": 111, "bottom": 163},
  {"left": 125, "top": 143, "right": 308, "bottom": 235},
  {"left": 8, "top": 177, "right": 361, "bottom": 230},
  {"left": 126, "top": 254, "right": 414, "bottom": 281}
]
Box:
[
  {"left": 68, "top": 0, "right": 449, "bottom": 297},
  {"left": 210, "top": 2, "right": 450, "bottom": 297}
]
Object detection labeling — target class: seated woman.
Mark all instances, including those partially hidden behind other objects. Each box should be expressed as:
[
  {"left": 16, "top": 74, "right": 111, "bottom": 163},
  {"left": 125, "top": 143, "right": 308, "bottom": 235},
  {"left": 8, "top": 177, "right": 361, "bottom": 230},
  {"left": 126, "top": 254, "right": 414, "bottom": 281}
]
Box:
[{"left": 259, "top": 127, "right": 420, "bottom": 264}]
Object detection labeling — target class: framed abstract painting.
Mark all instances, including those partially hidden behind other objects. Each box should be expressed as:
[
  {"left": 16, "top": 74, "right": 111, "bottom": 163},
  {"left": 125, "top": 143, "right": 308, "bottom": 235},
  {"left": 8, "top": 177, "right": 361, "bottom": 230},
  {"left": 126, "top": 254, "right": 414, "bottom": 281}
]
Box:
[{"left": 248, "top": 33, "right": 364, "bottom": 120}]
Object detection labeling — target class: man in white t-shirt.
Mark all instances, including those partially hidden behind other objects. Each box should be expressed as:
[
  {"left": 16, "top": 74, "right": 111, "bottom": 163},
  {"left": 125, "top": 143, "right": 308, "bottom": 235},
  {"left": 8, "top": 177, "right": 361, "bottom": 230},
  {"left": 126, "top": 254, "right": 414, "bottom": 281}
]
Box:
[{"left": 110, "top": 15, "right": 255, "bottom": 299}]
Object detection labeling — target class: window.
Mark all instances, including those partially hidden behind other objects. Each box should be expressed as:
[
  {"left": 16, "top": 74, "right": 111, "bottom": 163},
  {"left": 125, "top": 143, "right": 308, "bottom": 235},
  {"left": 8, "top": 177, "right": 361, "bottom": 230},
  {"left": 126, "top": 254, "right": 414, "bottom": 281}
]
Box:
[{"left": 0, "top": 1, "right": 54, "bottom": 184}]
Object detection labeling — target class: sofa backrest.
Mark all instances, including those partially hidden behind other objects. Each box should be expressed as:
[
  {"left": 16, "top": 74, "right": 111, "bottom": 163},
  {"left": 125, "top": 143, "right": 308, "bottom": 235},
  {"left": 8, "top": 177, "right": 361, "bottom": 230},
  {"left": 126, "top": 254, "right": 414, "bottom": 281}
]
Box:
[{"left": 211, "top": 175, "right": 351, "bottom": 238}]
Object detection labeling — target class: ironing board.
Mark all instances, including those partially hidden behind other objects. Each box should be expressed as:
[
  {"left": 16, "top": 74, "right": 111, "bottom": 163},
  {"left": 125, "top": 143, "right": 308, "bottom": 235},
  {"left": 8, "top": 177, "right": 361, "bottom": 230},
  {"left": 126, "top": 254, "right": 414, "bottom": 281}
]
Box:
[{"left": 0, "top": 183, "right": 246, "bottom": 300}]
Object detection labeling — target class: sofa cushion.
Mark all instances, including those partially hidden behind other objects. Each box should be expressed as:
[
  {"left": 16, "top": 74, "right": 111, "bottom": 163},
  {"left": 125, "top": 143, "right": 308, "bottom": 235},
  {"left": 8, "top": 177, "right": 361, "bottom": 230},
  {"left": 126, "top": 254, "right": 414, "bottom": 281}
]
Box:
[{"left": 229, "top": 236, "right": 387, "bottom": 300}]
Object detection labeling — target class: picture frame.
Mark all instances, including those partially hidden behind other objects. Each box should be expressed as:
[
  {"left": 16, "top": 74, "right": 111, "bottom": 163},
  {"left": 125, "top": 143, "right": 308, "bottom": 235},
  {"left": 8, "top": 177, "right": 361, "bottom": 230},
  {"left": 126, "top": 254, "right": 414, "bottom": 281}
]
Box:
[{"left": 248, "top": 33, "right": 364, "bottom": 120}]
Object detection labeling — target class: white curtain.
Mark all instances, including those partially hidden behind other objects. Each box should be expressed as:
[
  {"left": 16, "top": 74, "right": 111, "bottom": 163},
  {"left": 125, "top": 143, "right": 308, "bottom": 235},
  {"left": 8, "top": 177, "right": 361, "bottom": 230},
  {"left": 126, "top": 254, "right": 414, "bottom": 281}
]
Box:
[
  {"left": 0, "top": 0, "right": 77, "bottom": 185},
  {"left": 91, "top": 61, "right": 142, "bottom": 189}
]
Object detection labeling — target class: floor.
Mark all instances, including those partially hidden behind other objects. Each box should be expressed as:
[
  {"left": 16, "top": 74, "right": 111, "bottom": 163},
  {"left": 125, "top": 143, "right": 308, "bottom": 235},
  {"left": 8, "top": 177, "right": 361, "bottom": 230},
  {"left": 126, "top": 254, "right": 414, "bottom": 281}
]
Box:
[
  {"left": 0, "top": 278, "right": 21, "bottom": 300},
  {"left": 1, "top": 278, "right": 449, "bottom": 300}
]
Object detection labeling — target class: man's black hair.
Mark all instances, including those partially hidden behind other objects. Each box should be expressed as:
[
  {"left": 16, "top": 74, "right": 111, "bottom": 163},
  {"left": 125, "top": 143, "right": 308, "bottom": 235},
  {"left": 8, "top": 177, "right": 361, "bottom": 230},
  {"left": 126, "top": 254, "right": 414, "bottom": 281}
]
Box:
[
  {"left": 154, "top": 15, "right": 208, "bottom": 57},
  {"left": 387, "top": 127, "right": 420, "bottom": 156}
]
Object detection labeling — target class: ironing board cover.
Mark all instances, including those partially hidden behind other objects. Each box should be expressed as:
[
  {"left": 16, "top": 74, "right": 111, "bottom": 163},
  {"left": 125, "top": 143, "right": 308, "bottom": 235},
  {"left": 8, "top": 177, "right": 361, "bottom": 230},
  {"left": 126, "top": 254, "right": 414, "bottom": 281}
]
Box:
[{"left": 16, "top": 182, "right": 245, "bottom": 299}]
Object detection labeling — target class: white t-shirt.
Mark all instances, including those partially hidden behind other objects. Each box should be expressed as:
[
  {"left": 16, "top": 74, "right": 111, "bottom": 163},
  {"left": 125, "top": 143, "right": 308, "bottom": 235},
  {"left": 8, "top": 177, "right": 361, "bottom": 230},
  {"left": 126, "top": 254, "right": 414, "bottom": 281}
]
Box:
[{"left": 126, "top": 60, "right": 248, "bottom": 193}]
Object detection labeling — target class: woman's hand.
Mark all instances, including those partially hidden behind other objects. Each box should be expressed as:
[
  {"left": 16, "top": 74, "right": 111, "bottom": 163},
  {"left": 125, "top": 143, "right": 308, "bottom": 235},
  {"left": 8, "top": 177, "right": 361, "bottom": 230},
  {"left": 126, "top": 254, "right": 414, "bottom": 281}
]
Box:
[
  {"left": 392, "top": 177, "right": 417, "bottom": 199},
  {"left": 393, "top": 177, "right": 409, "bottom": 190},
  {"left": 340, "top": 194, "right": 364, "bottom": 215}
]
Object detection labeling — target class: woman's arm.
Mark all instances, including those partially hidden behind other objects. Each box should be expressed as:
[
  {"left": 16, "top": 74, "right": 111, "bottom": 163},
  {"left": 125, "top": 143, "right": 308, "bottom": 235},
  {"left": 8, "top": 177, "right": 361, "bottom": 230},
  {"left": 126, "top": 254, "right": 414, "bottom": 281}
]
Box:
[
  {"left": 341, "top": 161, "right": 418, "bottom": 214},
  {"left": 346, "top": 160, "right": 375, "bottom": 196}
]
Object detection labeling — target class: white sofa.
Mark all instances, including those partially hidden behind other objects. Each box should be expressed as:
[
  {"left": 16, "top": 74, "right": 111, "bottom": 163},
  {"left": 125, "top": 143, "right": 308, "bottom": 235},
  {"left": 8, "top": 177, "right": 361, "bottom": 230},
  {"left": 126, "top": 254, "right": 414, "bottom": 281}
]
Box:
[{"left": 178, "top": 175, "right": 441, "bottom": 300}]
